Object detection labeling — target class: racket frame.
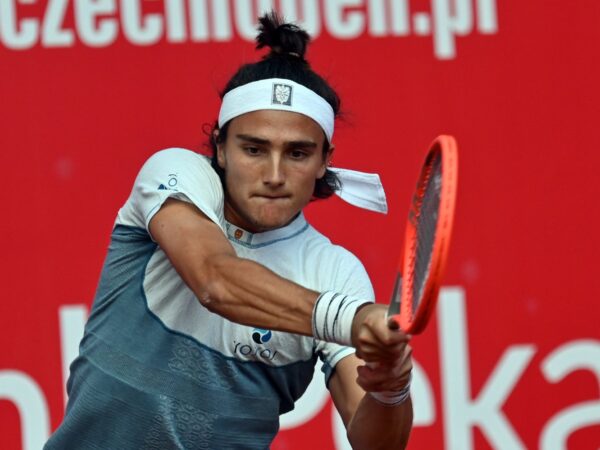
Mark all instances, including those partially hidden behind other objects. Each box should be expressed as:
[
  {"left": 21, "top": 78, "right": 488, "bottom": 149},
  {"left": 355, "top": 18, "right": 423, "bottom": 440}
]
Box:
[{"left": 389, "top": 135, "right": 458, "bottom": 334}]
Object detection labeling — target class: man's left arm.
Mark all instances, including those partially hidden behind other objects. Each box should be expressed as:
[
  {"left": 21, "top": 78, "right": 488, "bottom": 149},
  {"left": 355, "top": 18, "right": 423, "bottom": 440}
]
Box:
[{"left": 329, "top": 336, "right": 413, "bottom": 450}]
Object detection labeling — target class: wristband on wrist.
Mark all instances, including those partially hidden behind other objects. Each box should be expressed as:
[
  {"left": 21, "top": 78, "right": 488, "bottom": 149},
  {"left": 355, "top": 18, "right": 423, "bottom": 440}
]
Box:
[
  {"left": 312, "top": 291, "right": 372, "bottom": 346},
  {"left": 369, "top": 373, "right": 412, "bottom": 406}
]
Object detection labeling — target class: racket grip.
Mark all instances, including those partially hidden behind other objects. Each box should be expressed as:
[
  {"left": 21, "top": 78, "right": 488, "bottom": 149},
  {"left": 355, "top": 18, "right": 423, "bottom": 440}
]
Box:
[{"left": 364, "top": 313, "right": 401, "bottom": 369}]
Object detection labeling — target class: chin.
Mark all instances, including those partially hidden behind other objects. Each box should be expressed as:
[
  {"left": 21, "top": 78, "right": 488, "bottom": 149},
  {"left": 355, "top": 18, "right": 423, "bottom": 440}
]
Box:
[
  {"left": 255, "top": 218, "right": 289, "bottom": 231},
  {"left": 253, "top": 212, "right": 295, "bottom": 232}
]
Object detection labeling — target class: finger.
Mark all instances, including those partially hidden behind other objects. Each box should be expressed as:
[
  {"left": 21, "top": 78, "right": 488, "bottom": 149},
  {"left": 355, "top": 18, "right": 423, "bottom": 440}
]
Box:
[
  {"left": 387, "top": 316, "right": 400, "bottom": 330},
  {"left": 357, "top": 364, "right": 397, "bottom": 383},
  {"left": 358, "top": 357, "right": 411, "bottom": 380},
  {"left": 356, "top": 363, "right": 413, "bottom": 392},
  {"left": 357, "top": 347, "right": 414, "bottom": 381},
  {"left": 356, "top": 343, "right": 393, "bottom": 362},
  {"left": 357, "top": 343, "right": 407, "bottom": 363},
  {"left": 368, "top": 323, "right": 411, "bottom": 350},
  {"left": 358, "top": 324, "right": 410, "bottom": 356},
  {"left": 356, "top": 370, "right": 411, "bottom": 392},
  {"left": 356, "top": 366, "right": 391, "bottom": 391}
]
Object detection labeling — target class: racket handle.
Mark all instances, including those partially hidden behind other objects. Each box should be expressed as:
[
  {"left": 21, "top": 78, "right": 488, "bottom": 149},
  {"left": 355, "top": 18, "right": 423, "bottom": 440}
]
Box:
[{"left": 363, "top": 310, "right": 404, "bottom": 368}]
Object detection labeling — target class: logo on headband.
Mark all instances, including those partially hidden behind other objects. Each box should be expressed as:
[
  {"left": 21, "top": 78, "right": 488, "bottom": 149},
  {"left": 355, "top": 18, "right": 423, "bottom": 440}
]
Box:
[{"left": 272, "top": 83, "right": 292, "bottom": 106}]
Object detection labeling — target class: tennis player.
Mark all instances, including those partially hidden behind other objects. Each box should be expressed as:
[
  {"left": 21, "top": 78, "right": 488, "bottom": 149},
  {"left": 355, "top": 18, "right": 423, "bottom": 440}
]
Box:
[{"left": 45, "top": 13, "right": 413, "bottom": 450}]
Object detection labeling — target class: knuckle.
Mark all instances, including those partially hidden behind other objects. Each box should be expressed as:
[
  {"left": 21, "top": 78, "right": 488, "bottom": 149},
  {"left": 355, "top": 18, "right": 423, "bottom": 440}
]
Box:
[
  {"left": 381, "top": 334, "right": 396, "bottom": 346},
  {"left": 358, "top": 337, "right": 371, "bottom": 349}
]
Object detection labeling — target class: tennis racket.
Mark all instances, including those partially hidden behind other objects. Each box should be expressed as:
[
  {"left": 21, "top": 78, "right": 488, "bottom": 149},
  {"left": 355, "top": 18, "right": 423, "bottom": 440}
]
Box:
[{"left": 386, "top": 135, "right": 458, "bottom": 334}]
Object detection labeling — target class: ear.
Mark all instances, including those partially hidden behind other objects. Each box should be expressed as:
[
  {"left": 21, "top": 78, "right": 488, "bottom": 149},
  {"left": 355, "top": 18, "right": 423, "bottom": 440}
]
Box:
[
  {"left": 317, "top": 144, "right": 334, "bottom": 178},
  {"left": 215, "top": 130, "right": 226, "bottom": 169}
]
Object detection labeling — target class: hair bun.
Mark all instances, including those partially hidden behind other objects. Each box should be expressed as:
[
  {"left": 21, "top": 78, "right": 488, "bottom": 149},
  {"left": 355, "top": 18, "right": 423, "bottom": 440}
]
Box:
[{"left": 256, "top": 11, "right": 310, "bottom": 62}]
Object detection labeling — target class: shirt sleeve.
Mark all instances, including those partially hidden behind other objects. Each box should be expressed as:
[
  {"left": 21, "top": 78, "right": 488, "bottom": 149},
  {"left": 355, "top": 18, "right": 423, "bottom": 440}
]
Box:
[
  {"left": 314, "top": 248, "right": 375, "bottom": 386},
  {"left": 116, "top": 148, "right": 225, "bottom": 237}
]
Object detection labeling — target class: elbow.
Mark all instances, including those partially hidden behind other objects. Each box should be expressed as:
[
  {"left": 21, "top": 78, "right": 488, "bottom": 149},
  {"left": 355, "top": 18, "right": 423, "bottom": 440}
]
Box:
[{"left": 189, "top": 253, "right": 234, "bottom": 312}]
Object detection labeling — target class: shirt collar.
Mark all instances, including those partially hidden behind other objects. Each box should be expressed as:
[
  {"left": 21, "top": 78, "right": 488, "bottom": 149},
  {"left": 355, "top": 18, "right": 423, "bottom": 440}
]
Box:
[{"left": 225, "top": 213, "right": 309, "bottom": 248}]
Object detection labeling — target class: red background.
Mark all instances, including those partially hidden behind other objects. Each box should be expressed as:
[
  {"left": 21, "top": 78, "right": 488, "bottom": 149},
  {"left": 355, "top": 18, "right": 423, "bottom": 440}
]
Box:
[{"left": 1, "top": 1, "right": 599, "bottom": 449}]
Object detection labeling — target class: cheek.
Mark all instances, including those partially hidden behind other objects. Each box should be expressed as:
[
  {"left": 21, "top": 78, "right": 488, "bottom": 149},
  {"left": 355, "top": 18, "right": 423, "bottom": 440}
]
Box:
[
  {"left": 295, "top": 174, "right": 317, "bottom": 199},
  {"left": 224, "top": 164, "right": 254, "bottom": 196}
]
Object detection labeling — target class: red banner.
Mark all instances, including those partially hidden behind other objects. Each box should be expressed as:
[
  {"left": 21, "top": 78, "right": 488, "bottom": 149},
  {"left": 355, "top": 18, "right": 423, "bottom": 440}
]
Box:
[{"left": 1, "top": 1, "right": 599, "bottom": 449}]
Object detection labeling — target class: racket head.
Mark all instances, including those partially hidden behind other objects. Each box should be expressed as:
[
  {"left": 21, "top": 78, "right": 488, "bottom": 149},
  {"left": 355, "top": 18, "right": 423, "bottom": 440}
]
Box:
[{"left": 389, "top": 135, "right": 458, "bottom": 334}]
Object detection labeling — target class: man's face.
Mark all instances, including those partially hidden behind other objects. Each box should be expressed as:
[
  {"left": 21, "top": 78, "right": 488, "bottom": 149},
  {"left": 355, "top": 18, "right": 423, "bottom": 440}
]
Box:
[{"left": 217, "top": 109, "right": 332, "bottom": 233}]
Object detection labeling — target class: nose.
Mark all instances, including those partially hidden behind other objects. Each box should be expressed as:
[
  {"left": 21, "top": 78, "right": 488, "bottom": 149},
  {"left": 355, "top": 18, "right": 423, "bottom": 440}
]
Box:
[{"left": 263, "top": 153, "right": 286, "bottom": 187}]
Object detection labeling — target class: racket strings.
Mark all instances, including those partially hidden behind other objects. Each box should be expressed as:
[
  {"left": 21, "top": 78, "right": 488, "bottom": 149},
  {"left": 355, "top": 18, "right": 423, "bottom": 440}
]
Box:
[{"left": 410, "top": 151, "right": 442, "bottom": 309}]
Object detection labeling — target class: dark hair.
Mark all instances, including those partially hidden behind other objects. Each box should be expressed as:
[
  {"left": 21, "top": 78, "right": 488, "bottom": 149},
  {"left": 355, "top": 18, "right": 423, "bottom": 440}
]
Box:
[{"left": 209, "top": 11, "right": 341, "bottom": 199}]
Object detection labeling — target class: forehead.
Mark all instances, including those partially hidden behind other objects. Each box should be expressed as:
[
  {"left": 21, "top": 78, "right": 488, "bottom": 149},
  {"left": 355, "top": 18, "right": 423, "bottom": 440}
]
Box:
[{"left": 227, "top": 110, "right": 326, "bottom": 143}]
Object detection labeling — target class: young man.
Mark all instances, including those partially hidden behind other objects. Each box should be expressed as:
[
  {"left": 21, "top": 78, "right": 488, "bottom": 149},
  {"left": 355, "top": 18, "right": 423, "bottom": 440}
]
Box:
[{"left": 45, "top": 14, "right": 413, "bottom": 450}]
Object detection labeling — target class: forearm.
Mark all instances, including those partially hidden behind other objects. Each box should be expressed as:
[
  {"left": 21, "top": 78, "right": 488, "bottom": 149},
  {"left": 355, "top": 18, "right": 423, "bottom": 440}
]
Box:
[
  {"left": 347, "top": 395, "right": 413, "bottom": 450},
  {"left": 151, "top": 200, "right": 372, "bottom": 344},
  {"left": 151, "top": 200, "right": 319, "bottom": 336},
  {"left": 190, "top": 253, "right": 318, "bottom": 336}
]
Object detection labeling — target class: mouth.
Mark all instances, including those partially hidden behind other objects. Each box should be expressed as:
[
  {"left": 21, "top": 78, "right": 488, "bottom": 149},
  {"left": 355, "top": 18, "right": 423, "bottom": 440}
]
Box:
[{"left": 254, "top": 194, "right": 291, "bottom": 200}]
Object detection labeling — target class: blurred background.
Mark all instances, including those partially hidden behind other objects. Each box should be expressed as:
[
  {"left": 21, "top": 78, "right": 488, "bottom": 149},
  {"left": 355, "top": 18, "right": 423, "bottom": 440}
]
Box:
[{"left": 1, "top": 1, "right": 599, "bottom": 449}]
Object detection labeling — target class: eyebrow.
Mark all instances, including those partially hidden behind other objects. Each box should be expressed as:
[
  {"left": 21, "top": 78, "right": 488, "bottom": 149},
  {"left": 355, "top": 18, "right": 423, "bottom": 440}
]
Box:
[{"left": 235, "top": 133, "right": 318, "bottom": 149}]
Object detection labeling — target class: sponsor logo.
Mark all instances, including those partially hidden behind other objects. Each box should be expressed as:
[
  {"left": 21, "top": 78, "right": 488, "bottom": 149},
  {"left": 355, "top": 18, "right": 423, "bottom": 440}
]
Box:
[
  {"left": 233, "top": 341, "right": 278, "bottom": 361},
  {"left": 158, "top": 173, "right": 178, "bottom": 191},
  {"left": 0, "top": 1, "right": 498, "bottom": 60},
  {"left": 252, "top": 328, "right": 272, "bottom": 344},
  {"left": 272, "top": 83, "right": 292, "bottom": 106},
  {"left": 232, "top": 328, "right": 276, "bottom": 361}
]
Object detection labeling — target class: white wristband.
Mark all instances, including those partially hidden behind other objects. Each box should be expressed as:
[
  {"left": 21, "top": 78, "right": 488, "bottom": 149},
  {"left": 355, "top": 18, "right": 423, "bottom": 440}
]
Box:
[
  {"left": 312, "top": 291, "right": 371, "bottom": 346},
  {"left": 369, "top": 373, "right": 412, "bottom": 406}
]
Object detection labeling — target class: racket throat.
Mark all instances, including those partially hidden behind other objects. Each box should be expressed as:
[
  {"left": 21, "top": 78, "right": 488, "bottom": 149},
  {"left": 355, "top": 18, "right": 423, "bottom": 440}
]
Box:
[{"left": 388, "top": 274, "right": 403, "bottom": 316}]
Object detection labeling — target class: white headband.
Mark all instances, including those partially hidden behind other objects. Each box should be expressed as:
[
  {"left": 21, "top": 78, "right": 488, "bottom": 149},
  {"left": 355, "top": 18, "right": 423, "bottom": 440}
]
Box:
[
  {"left": 219, "top": 78, "right": 335, "bottom": 142},
  {"left": 217, "top": 78, "right": 388, "bottom": 214}
]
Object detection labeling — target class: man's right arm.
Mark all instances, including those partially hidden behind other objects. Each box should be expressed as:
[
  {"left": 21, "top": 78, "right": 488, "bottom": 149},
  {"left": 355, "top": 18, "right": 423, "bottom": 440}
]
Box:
[
  {"left": 149, "top": 198, "right": 317, "bottom": 336},
  {"left": 149, "top": 198, "right": 406, "bottom": 359}
]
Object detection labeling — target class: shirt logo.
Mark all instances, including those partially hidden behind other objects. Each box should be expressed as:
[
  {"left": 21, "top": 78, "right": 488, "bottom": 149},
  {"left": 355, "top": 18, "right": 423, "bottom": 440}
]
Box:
[
  {"left": 272, "top": 83, "right": 292, "bottom": 106},
  {"left": 252, "top": 328, "right": 272, "bottom": 344},
  {"left": 233, "top": 328, "right": 277, "bottom": 362},
  {"left": 158, "top": 173, "right": 178, "bottom": 191}
]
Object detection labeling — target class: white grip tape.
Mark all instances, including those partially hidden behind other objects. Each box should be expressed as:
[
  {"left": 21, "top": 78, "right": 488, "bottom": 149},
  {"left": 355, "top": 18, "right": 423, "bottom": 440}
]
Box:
[
  {"left": 369, "top": 373, "right": 412, "bottom": 406},
  {"left": 312, "top": 291, "right": 372, "bottom": 346}
]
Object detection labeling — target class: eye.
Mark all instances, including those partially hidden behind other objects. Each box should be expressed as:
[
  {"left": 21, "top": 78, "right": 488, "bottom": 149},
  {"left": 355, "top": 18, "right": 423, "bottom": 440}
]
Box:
[
  {"left": 244, "top": 146, "right": 261, "bottom": 155},
  {"left": 289, "top": 149, "right": 309, "bottom": 160}
]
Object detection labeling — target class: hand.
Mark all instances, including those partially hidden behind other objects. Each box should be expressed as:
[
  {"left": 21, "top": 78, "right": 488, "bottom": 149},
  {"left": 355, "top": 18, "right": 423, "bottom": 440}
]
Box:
[
  {"left": 351, "top": 303, "right": 410, "bottom": 364},
  {"left": 356, "top": 344, "right": 413, "bottom": 393}
]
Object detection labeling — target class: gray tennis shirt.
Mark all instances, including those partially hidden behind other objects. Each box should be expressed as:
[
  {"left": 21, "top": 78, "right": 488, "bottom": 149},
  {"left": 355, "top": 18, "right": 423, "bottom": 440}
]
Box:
[{"left": 45, "top": 149, "right": 374, "bottom": 449}]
